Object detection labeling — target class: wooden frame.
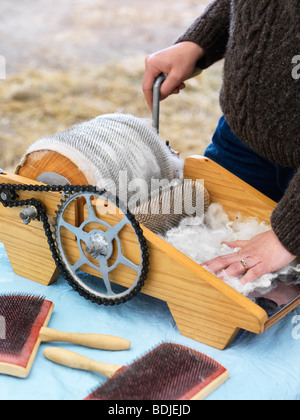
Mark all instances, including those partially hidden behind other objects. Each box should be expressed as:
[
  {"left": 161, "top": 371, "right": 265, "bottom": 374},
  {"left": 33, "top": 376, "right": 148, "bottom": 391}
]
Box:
[{"left": 0, "top": 155, "right": 298, "bottom": 350}]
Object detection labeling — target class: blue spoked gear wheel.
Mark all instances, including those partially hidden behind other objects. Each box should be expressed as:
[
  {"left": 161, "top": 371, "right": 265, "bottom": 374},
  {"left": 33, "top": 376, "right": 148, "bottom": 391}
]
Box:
[{"left": 53, "top": 188, "right": 149, "bottom": 306}]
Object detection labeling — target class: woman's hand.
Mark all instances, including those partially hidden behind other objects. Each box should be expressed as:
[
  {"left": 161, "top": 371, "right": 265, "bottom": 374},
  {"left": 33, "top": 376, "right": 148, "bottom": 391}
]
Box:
[
  {"left": 202, "top": 230, "right": 296, "bottom": 284},
  {"left": 142, "top": 41, "right": 205, "bottom": 110}
]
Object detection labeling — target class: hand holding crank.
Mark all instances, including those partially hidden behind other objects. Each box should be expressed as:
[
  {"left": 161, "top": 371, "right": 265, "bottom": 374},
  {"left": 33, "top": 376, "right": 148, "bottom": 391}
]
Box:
[{"left": 142, "top": 42, "right": 205, "bottom": 110}]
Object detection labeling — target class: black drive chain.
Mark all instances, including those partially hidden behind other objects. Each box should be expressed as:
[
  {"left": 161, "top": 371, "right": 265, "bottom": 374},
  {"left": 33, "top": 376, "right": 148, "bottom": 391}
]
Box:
[{"left": 0, "top": 182, "right": 149, "bottom": 306}]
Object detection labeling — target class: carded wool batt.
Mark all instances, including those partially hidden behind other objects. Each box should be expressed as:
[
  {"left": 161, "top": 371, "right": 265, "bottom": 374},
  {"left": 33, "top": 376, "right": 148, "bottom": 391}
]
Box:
[{"left": 20, "top": 113, "right": 184, "bottom": 200}]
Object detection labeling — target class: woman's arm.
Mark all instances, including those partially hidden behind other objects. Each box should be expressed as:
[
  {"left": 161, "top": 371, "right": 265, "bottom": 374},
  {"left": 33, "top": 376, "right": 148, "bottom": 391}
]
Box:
[
  {"left": 175, "top": 0, "right": 232, "bottom": 69},
  {"left": 143, "top": 0, "right": 231, "bottom": 109},
  {"left": 271, "top": 169, "right": 300, "bottom": 257}
]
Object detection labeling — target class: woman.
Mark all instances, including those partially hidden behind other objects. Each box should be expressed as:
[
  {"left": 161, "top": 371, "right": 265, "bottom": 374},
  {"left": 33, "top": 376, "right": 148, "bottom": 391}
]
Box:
[{"left": 143, "top": 0, "right": 299, "bottom": 285}]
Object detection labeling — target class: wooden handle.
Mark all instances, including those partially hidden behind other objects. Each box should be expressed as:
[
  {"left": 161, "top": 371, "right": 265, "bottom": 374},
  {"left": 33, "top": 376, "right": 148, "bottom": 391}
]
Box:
[
  {"left": 43, "top": 347, "right": 122, "bottom": 378},
  {"left": 39, "top": 327, "right": 130, "bottom": 351}
]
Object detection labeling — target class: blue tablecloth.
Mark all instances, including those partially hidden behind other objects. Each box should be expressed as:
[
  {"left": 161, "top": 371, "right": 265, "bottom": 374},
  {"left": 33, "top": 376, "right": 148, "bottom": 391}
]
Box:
[{"left": 0, "top": 242, "right": 299, "bottom": 400}]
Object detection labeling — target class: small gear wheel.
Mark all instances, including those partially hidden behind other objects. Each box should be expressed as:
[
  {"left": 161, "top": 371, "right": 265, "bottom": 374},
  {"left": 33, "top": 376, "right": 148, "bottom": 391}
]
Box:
[
  {"left": 0, "top": 185, "right": 18, "bottom": 204},
  {"left": 53, "top": 189, "right": 149, "bottom": 305}
]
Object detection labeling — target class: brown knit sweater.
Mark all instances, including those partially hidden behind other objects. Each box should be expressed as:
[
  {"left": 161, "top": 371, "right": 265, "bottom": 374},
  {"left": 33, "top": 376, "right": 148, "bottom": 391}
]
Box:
[{"left": 177, "top": 0, "right": 300, "bottom": 257}]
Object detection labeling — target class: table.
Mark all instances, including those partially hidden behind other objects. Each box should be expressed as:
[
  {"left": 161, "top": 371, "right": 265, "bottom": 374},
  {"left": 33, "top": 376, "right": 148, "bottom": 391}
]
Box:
[{"left": 0, "top": 243, "right": 299, "bottom": 400}]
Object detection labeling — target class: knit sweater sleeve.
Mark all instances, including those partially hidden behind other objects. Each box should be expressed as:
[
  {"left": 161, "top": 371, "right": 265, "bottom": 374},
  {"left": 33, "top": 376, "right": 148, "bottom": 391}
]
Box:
[
  {"left": 175, "top": 0, "right": 231, "bottom": 69},
  {"left": 271, "top": 169, "right": 300, "bottom": 257}
]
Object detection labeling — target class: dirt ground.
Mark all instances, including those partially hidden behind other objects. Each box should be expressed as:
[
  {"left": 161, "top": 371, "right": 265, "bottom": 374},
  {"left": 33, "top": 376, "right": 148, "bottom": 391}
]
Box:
[{"left": 0, "top": 0, "right": 222, "bottom": 171}]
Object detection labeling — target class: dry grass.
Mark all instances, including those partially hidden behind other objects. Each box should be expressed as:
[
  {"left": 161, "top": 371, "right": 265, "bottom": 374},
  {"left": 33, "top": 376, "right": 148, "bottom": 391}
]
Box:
[{"left": 0, "top": 56, "right": 222, "bottom": 172}]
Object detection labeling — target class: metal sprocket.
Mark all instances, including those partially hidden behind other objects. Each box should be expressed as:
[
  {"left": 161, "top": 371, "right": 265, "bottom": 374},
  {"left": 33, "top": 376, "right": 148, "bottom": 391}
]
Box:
[{"left": 53, "top": 189, "right": 149, "bottom": 305}]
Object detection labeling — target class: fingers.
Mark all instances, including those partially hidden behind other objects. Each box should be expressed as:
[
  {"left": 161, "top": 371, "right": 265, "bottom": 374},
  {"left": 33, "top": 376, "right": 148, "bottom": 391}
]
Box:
[
  {"left": 204, "top": 249, "right": 254, "bottom": 273},
  {"left": 205, "top": 240, "right": 257, "bottom": 279},
  {"left": 170, "top": 83, "right": 186, "bottom": 95},
  {"left": 222, "top": 240, "right": 248, "bottom": 249},
  {"left": 202, "top": 230, "right": 297, "bottom": 287},
  {"left": 142, "top": 64, "right": 159, "bottom": 110},
  {"left": 158, "top": 71, "right": 186, "bottom": 100},
  {"left": 204, "top": 252, "right": 241, "bottom": 274},
  {"left": 239, "top": 264, "right": 265, "bottom": 285},
  {"left": 143, "top": 53, "right": 170, "bottom": 110},
  {"left": 142, "top": 66, "right": 186, "bottom": 110},
  {"left": 223, "top": 261, "right": 251, "bottom": 278},
  {"left": 203, "top": 252, "right": 259, "bottom": 281},
  {"left": 203, "top": 251, "right": 274, "bottom": 286}
]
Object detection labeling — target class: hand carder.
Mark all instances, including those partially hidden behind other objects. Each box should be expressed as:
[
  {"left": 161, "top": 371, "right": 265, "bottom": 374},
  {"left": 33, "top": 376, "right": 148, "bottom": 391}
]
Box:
[
  {"left": 0, "top": 294, "right": 130, "bottom": 378},
  {"left": 43, "top": 343, "right": 229, "bottom": 400}
]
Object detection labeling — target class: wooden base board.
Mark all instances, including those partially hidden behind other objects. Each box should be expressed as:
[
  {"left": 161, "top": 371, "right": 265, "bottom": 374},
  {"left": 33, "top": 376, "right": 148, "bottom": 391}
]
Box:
[{"left": 184, "top": 155, "right": 276, "bottom": 224}]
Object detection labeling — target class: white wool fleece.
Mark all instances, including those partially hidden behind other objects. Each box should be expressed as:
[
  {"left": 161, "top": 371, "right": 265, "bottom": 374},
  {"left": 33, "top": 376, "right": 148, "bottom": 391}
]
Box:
[{"left": 162, "top": 203, "right": 300, "bottom": 296}]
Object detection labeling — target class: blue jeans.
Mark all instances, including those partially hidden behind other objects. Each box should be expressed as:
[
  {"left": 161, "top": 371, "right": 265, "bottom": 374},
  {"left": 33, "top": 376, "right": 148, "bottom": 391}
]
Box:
[{"left": 204, "top": 116, "right": 296, "bottom": 202}]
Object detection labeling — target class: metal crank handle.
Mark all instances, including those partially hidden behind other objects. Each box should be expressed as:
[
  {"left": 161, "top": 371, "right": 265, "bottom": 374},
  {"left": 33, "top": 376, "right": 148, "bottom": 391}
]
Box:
[
  {"left": 152, "top": 73, "right": 167, "bottom": 134},
  {"left": 152, "top": 68, "right": 203, "bottom": 135}
]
